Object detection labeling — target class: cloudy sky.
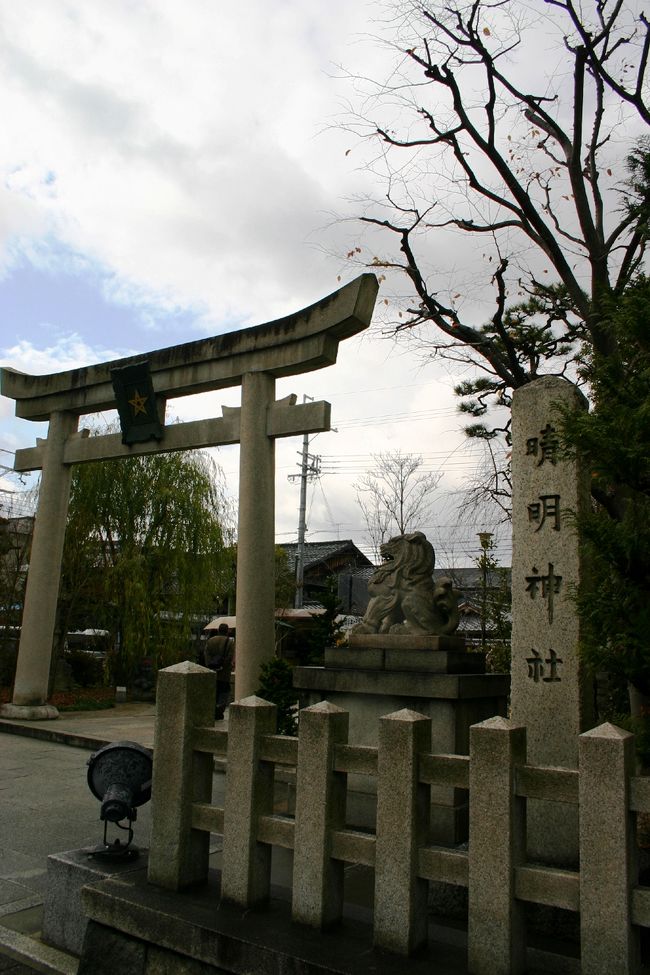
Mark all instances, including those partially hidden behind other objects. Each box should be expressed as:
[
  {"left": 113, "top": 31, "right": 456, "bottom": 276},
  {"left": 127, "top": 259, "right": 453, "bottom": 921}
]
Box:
[{"left": 0, "top": 0, "right": 511, "bottom": 566}]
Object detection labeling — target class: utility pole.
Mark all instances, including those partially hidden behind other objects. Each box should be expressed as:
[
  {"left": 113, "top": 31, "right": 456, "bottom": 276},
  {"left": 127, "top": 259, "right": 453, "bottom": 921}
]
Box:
[
  {"left": 288, "top": 398, "right": 320, "bottom": 608},
  {"left": 477, "top": 531, "right": 494, "bottom": 652}
]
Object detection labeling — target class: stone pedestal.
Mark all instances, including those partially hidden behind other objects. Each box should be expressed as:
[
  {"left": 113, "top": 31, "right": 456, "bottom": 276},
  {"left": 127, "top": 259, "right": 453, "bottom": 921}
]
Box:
[
  {"left": 293, "top": 635, "right": 509, "bottom": 844},
  {"left": 0, "top": 703, "right": 59, "bottom": 720},
  {"left": 42, "top": 847, "right": 147, "bottom": 955}
]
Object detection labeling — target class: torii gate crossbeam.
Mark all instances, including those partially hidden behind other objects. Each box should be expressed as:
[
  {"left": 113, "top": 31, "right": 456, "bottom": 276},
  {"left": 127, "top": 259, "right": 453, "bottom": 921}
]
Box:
[{"left": 0, "top": 274, "right": 378, "bottom": 719}]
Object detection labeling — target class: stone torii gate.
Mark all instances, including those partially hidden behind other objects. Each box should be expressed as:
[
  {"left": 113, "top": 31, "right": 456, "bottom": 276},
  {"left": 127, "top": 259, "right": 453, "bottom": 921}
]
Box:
[{"left": 0, "top": 274, "right": 378, "bottom": 719}]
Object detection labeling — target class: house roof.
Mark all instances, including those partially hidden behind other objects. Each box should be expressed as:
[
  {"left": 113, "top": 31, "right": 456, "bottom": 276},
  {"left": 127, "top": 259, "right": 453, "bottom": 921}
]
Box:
[
  {"left": 338, "top": 563, "right": 510, "bottom": 585},
  {"left": 279, "top": 540, "right": 372, "bottom": 574}
]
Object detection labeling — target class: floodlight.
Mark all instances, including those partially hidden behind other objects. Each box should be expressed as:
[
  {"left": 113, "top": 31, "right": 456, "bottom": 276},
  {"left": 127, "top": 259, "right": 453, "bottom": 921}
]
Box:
[{"left": 86, "top": 741, "right": 152, "bottom": 861}]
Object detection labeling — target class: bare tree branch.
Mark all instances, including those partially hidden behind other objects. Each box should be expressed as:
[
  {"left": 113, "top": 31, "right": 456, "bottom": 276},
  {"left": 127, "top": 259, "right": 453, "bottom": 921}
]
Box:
[
  {"left": 342, "top": 0, "right": 650, "bottom": 515},
  {"left": 354, "top": 450, "right": 442, "bottom": 560}
]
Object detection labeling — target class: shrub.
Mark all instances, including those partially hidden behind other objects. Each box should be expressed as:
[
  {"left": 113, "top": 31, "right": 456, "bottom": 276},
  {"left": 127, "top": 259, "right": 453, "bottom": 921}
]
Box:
[
  {"left": 0, "top": 641, "right": 18, "bottom": 688},
  {"left": 64, "top": 649, "right": 104, "bottom": 687},
  {"left": 257, "top": 657, "right": 298, "bottom": 736}
]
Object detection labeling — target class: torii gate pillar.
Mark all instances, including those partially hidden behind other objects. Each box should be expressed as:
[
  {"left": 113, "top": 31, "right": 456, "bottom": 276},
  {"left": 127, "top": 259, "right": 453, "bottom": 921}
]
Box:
[
  {"left": 0, "top": 274, "right": 378, "bottom": 718},
  {"left": 236, "top": 371, "right": 276, "bottom": 699},
  {"left": 11, "top": 412, "right": 78, "bottom": 714}
]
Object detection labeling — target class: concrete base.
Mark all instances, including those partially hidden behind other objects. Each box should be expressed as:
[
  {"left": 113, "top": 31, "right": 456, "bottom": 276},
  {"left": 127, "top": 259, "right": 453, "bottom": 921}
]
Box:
[
  {"left": 42, "top": 847, "right": 148, "bottom": 955},
  {"left": 77, "top": 866, "right": 469, "bottom": 975},
  {"left": 293, "top": 662, "right": 509, "bottom": 844},
  {"left": 0, "top": 703, "right": 59, "bottom": 720},
  {"left": 75, "top": 863, "right": 580, "bottom": 974},
  {"left": 0, "top": 926, "right": 78, "bottom": 975},
  {"left": 328, "top": 637, "right": 481, "bottom": 675},
  {"left": 347, "top": 632, "right": 467, "bottom": 650}
]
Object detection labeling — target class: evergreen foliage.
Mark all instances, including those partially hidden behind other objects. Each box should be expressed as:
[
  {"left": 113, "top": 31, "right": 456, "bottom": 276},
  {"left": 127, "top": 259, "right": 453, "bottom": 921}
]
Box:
[
  {"left": 301, "top": 576, "right": 342, "bottom": 665},
  {"left": 64, "top": 648, "right": 104, "bottom": 688},
  {"left": 474, "top": 538, "right": 512, "bottom": 674},
  {"left": 274, "top": 547, "right": 296, "bottom": 609},
  {"left": 561, "top": 277, "right": 650, "bottom": 693},
  {"left": 256, "top": 657, "right": 297, "bottom": 736}
]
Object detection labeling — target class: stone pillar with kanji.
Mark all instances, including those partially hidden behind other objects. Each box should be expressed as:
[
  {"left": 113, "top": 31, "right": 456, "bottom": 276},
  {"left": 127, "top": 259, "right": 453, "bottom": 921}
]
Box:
[{"left": 510, "top": 376, "right": 594, "bottom": 865}]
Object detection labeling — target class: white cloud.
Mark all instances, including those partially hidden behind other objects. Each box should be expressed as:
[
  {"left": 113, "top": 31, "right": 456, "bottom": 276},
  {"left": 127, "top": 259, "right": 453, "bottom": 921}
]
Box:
[
  {"left": 1, "top": 335, "right": 131, "bottom": 375},
  {"left": 0, "top": 335, "right": 132, "bottom": 453},
  {"left": 0, "top": 0, "right": 375, "bottom": 325},
  {"left": 0, "top": 1, "right": 512, "bottom": 563}
]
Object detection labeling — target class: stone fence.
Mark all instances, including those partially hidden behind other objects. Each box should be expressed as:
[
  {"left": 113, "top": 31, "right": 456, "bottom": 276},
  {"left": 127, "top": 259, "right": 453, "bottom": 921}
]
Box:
[{"left": 147, "top": 662, "right": 648, "bottom": 975}]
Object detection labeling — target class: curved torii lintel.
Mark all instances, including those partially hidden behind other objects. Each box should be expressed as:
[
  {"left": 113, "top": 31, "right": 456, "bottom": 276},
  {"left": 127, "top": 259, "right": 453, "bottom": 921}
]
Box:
[{"left": 1, "top": 274, "right": 379, "bottom": 421}]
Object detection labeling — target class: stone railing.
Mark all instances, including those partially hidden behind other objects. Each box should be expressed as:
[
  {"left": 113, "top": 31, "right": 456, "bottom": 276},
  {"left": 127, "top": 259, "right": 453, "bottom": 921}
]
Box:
[{"left": 147, "top": 662, "right": 649, "bottom": 975}]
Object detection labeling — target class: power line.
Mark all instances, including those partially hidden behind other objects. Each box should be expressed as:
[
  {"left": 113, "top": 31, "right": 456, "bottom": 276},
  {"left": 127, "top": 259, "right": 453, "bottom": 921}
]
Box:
[
  {"left": 319, "top": 443, "right": 500, "bottom": 462},
  {"left": 320, "top": 468, "right": 497, "bottom": 480},
  {"left": 336, "top": 409, "right": 458, "bottom": 430},
  {"left": 321, "top": 380, "right": 454, "bottom": 398}
]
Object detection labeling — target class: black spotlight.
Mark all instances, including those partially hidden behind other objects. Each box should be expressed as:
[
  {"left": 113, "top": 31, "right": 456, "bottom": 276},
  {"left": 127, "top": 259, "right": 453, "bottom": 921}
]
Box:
[{"left": 86, "top": 741, "right": 152, "bottom": 861}]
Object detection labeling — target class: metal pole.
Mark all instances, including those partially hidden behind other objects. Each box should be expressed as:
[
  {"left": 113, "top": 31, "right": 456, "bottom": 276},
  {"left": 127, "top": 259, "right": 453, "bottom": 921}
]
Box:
[
  {"left": 481, "top": 556, "right": 487, "bottom": 653},
  {"left": 294, "top": 431, "right": 309, "bottom": 609},
  {"left": 477, "top": 532, "right": 493, "bottom": 653}
]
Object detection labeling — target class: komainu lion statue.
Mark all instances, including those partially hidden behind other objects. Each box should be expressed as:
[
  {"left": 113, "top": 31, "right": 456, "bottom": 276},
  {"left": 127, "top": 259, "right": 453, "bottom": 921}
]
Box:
[{"left": 351, "top": 531, "right": 460, "bottom": 637}]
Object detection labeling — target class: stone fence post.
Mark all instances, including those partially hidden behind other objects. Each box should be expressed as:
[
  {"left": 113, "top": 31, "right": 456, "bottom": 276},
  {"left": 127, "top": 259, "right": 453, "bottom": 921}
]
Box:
[
  {"left": 579, "top": 722, "right": 639, "bottom": 975},
  {"left": 292, "top": 701, "right": 349, "bottom": 929},
  {"left": 221, "top": 696, "right": 277, "bottom": 907},
  {"left": 468, "top": 716, "right": 526, "bottom": 975},
  {"left": 148, "top": 661, "right": 216, "bottom": 890},
  {"left": 374, "top": 708, "right": 431, "bottom": 954}
]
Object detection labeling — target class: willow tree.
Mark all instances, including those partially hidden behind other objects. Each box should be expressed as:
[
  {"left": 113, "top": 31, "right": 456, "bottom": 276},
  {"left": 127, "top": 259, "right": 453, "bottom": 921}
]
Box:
[{"left": 59, "top": 447, "right": 234, "bottom": 683}]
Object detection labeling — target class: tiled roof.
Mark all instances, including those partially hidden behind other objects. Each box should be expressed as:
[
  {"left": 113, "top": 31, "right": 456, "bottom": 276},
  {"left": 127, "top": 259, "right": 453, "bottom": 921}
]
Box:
[
  {"left": 334, "top": 564, "right": 510, "bottom": 587},
  {"left": 279, "top": 540, "right": 372, "bottom": 574}
]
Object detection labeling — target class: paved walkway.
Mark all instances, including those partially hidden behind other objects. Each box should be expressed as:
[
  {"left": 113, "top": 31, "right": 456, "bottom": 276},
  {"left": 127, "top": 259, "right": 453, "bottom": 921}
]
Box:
[
  {"left": 0, "top": 704, "right": 159, "bottom": 973},
  {"left": 0, "top": 702, "right": 157, "bottom": 753},
  {"left": 0, "top": 705, "right": 306, "bottom": 973}
]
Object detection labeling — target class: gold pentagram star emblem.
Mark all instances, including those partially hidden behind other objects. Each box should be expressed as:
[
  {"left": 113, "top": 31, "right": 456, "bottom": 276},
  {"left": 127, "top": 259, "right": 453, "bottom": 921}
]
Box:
[{"left": 128, "top": 389, "right": 148, "bottom": 416}]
